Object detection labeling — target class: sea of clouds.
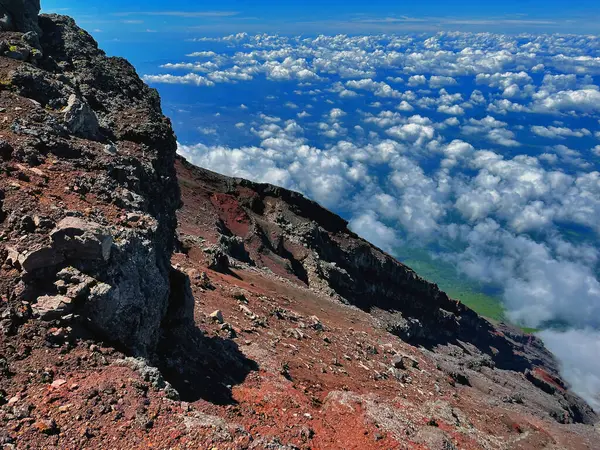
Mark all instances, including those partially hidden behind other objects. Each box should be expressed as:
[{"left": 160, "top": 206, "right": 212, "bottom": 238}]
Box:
[{"left": 143, "top": 31, "right": 600, "bottom": 409}]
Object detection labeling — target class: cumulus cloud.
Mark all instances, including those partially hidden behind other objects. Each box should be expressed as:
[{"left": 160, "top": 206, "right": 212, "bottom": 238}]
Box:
[
  {"left": 534, "top": 89, "right": 600, "bottom": 113},
  {"left": 429, "top": 75, "right": 458, "bottom": 88},
  {"left": 346, "top": 79, "right": 402, "bottom": 98},
  {"left": 540, "top": 329, "right": 600, "bottom": 411},
  {"left": 349, "top": 212, "right": 399, "bottom": 253},
  {"left": 461, "top": 116, "right": 520, "bottom": 147},
  {"left": 397, "top": 101, "right": 414, "bottom": 112},
  {"left": 407, "top": 75, "right": 427, "bottom": 87},
  {"left": 186, "top": 51, "right": 217, "bottom": 57},
  {"left": 531, "top": 125, "right": 591, "bottom": 139},
  {"left": 328, "top": 108, "right": 347, "bottom": 120},
  {"left": 437, "top": 104, "right": 465, "bottom": 116},
  {"left": 164, "top": 31, "right": 600, "bottom": 407},
  {"left": 143, "top": 73, "right": 215, "bottom": 86},
  {"left": 387, "top": 123, "right": 435, "bottom": 145}
]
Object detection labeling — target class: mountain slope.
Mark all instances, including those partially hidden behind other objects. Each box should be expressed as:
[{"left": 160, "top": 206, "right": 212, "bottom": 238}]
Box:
[{"left": 0, "top": 4, "right": 597, "bottom": 449}]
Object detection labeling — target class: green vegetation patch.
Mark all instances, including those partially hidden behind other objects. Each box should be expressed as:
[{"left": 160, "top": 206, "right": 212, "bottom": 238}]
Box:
[{"left": 395, "top": 246, "right": 506, "bottom": 323}]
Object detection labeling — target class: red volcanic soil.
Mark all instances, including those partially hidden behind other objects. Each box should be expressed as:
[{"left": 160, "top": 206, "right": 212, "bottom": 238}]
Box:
[
  {"left": 0, "top": 12, "right": 598, "bottom": 448},
  {"left": 2, "top": 157, "right": 596, "bottom": 449}
]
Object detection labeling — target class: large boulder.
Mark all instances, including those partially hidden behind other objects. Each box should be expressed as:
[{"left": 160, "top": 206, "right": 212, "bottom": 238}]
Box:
[
  {"left": 63, "top": 94, "right": 101, "bottom": 140},
  {"left": 0, "top": 0, "right": 41, "bottom": 34}
]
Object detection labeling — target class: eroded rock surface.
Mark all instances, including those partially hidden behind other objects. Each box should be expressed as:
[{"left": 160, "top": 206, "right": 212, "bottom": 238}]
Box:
[
  {"left": 0, "top": 0, "right": 41, "bottom": 34},
  {"left": 0, "top": 7, "right": 180, "bottom": 355},
  {"left": 0, "top": 3, "right": 598, "bottom": 450}
]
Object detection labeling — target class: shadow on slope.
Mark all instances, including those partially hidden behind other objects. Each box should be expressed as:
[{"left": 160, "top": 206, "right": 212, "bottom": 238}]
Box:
[
  {"left": 156, "top": 268, "right": 258, "bottom": 404},
  {"left": 156, "top": 323, "right": 257, "bottom": 404}
]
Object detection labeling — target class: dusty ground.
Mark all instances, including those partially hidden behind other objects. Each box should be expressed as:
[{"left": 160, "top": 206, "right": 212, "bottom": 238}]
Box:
[{"left": 0, "top": 12, "right": 599, "bottom": 450}]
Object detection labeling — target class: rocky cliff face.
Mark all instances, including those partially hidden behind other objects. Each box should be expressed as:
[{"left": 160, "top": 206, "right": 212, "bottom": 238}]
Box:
[
  {"left": 175, "top": 158, "right": 596, "bottom": 423},
  {"left": 0, "top": 4, "right": 181, "bottom": 355},
  {"left": 0, "top": 3, "right": 598, "bottom": 450},
  {"left": 0, "top": 0, "right": 40, "bottom": 34}
]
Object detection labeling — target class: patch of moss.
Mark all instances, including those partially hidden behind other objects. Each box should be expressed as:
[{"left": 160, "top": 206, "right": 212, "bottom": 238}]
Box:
[
  {"left": 396, "top": 246, "right": 506, "bottom": 322},
  {"left": 395, "top": 246, "right": 542, "bottom": 334}
]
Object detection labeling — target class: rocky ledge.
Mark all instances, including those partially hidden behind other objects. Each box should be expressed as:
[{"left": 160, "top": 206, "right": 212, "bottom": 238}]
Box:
[
  {"left": 0, "top": 2, "right": 598, "bottom": 449},
  {"left": 0, "top": 4, "right": 181, "bottom": 355}
]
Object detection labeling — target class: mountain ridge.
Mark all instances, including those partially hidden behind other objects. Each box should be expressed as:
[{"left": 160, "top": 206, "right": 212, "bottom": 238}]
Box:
[{"left": 0, "top": 2, "right": 598, "bottom": 449}]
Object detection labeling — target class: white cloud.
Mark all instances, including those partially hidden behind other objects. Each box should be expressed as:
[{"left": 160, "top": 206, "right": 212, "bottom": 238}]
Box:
[
  {"left": 429, "top": 75, "right": 457, "bottom": 88},
  {"left": 387, "top": 123, "right": 435, "bottom": 145},
  {"left": 541, "top": 329, "right": 600, "bottom": 412},
  {"left": 142, "top": 73, "right": 215, "bottom": 86},
  {"left": 531, "top": 125, "right": 591, "bottom": 139},
  {"left": 461, "top": 116, "right": 520, "bottom": 147},
  {"left": 198, "top": 127, "right": 217, "bottom": 135},
  {"left": 534, "top": 89, "right": 600, "bottom": 113},
  {"left": 329, "top": 108, "right": 347, "bottom": 120},
  {"left": 476, "top": 71, "right": 533, "bottom": 89},
  {"left": 346, "top": 79, "right": 402, "bottom": 98},
  {"left": 186, "top": 51, "right": 217, "bottom": 57},
  {"left": 397, "top": 101, "right": 414, "bottom": 112},
  {"left": 407, "top": 75, "right": 427, "bottom": 87},
  {"left": 386, "top": 76, "right": 404, "bottom": 83},
  {"left": 349, "top": 212, "right": 398, "bottom": 253},
  {"left": 437, "top": 104, "right": 465, "bottom": 116}
]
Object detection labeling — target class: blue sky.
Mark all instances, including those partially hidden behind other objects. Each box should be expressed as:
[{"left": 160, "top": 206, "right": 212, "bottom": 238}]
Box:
[{"left": 43, "top": 0, "right": 600, "bottom": 38}]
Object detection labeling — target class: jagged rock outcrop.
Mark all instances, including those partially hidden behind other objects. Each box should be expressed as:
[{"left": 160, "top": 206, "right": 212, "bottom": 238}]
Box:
[
  {"left": 175, "top": 158, "right": 597, "bottom": 426},
  {"left": 0, "top": 4, "right": 598, "bottom": 449},
  {"left": 0, "top": 5, "right": 181, "bottom": 355},
  {"left": 0, "top": 0, "right": 41, "bottom": 34}
]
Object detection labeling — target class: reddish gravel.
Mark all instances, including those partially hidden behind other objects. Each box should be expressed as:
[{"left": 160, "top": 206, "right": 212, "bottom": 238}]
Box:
[{"left": 1, "top": 12, "right": 598, "bottom": 449}]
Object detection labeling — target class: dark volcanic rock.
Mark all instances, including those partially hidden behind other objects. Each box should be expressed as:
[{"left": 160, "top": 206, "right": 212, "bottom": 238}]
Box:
[
  {"left": 0, "top": 13, "right": 181, "bottom": 355},
  {"left": 0, "top": 0, "right": 41, "bottom": 34},
  {"left": 175, "top": 157, "right": 598, "bottom": 426}
]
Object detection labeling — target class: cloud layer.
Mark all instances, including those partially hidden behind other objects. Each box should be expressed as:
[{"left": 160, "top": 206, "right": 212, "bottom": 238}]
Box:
[{"left": 145, "top": 31, "right": 600, "bottom": 408}]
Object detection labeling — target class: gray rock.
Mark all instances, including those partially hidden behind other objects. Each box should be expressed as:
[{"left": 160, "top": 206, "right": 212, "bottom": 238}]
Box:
[
  {"left": 208, "top": 249, "right": 229, "bottom": 272},
  {"left": 114, "top": 357, "right": 180, "bottom": 400},
  {"left": 33, "top": 295, "right": 73, "bottom": 320},
  {"left": 63, "top": 94, "right": 100, "bottom": 140},
  {"left": 209, "top": 310, "right": 224, "bottom": 323},
  {"left": 438, "top": 361, "right": 470, "bottom": 386},
  {"left": 0, "top": 0, "right": 40, "bottom": 34},
  {"left": 19, "top": 246, "right": 65, "bottom": 272},
  {"left": 391, "top": 354, "right": 419, "bottom": 370},
  {"left": 50, "top": 217, "right": 112, "bottom": 262},
  {"left": 284, "top": 328, "right": 305, "bottom": 340},
  {"left": 413, "top": 427, "right": 457, "bottom": 450},
  {"left": 3, "top": 246, "right": 20, "bottom": 267},
  {"left": 77, "top": 233, "right": 171, "bottom": 355},
  {"left": 4, "top": 45, "right": 29, "bottom": 60},
  {"left": 21, "top": 30, "right": 38, "bottom": 45},
  {"left": 55, "top": 266, "right": 97, "bottom": 299},
  {"left": 103, "top": 144, "right": 117, "bottom": 155}
]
